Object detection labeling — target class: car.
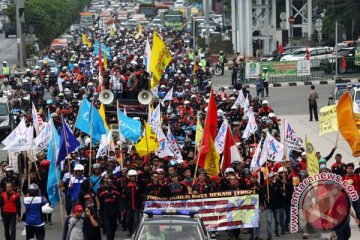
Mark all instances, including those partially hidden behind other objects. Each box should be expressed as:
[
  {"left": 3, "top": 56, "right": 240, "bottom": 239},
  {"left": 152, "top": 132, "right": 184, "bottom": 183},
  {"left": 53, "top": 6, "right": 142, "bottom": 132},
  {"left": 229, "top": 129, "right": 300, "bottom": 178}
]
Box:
[
  {"left": 50, "top": 38, "right": 68, "bottom": 53},
  {"left": 350, "top": 86, "right": 360, "bottom": 114},
  {"left": 320, "top": 47, "right": 356, "bottom": 74},
  {"left": 35, "top": 58, "right": 59, "bottom": 77},
  {"left": 328, "top": 83, "right": 355, "bottom": 105},
  {"left": 4, "top": 23, "right": 16, "bottom": 38},
  {"left": 280, "top": 47, "right": 333, "bottom": 68},
  {"left": 261, "top": 46, "right": 303, "bottom": 61},
  {"left": 130, "top": 208, "right": 210, "bottom": 240},
  {"left": 0, "top": 98, "right": 11, "bottom": 140},
  {"left": 69, "top": 24, "right": 82, "bottom": 33},
  {"left": 59, "top": 34, "right": 75, "bottom": 44}
]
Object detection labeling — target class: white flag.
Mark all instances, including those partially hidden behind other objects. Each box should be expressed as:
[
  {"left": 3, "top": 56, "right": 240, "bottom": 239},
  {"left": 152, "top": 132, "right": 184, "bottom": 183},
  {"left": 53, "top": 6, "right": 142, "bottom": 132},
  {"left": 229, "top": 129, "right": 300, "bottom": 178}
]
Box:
[
  {"left": 163, "top": 87, "right": 173, "bottom": 102},
  {"left": 155, "top": 127, "right": 174, "bottom": 158},
  {"left": 96, "top": 134, "right": 109, "bottom": 158},
  {"left": 33, "top": 121, "right": 51, "bottom": 154},
  {"left": 144, "top": 37, "right": 151, "bottom": 73},
  {"left": 259, "top": 131, "right": 284, "bottom": 163},
  {"left": 2, "top": 118, "right": 27, "bottom": 146},
  {"left": 149, "top": 104, "right": 161, "bottom": 130},
  {"left": 242, "top": 109, "right": 257, "bottom": 139},
  {"left": 232, "top": 90, "right": 249, "bottom": 110},
  {"left": 166, "top": 127, "right": 183, "bottom": 160},
  {"left": 3, "top": 126, "right": 33, "bottom": 152},
  {"left": 285, "top": 121, "right": 303, "bottom": 151},
  {"left": 215, "top": 119, "right": 228, "bottom": 154},
  {"left": 250, "top": 137, "right": 263, "bottom": 171}
]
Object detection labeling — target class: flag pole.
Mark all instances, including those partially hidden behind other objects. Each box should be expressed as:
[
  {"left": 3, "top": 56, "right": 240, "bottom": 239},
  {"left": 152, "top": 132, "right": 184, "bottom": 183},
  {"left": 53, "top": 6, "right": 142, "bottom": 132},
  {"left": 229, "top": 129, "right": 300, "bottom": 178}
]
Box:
[
  {"left": 61, "top": 115, "right": 71, "bottom": 177},
  {"left": 282, "top": 118, "right": 287, "bottom": 195},
  {"left": 143, "top": 120, "right": 150, "bottom": 157},
  {"left": 193, "top": 89, "right": 213, "bottom": 182},
  {"left": 50, "top": 119, "right": 64, "bottom": 228},
  {"left": 116, "top": 100, "right": 123, "bottom": 169},
  {"left": 88, "top": 98, "right": 94, "bottom": 177},
  {"left": 72, "top": 97, "right": 84, "bottom": 133}
]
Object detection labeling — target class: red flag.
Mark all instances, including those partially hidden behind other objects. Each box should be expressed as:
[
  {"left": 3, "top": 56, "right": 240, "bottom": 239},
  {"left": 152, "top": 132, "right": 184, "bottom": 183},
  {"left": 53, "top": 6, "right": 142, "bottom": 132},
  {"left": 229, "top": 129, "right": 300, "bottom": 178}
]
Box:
[
  {"left": 341, "top": 55, "right": 347, "bottom": 71},
  {"left": 278, "top": 43, "right": 284, "bottom": 54},
  {"left": 221, "top": 126, "right": 242, "bottom": 175},
  {"left": 98, "top": 44, "right": 103, "bottom": 76},
  {"left": 305, "top": 48, "right": 310, "bottom": 60},
  {"left": 198, "top": 90, "right": 218, "bottom": 168}
]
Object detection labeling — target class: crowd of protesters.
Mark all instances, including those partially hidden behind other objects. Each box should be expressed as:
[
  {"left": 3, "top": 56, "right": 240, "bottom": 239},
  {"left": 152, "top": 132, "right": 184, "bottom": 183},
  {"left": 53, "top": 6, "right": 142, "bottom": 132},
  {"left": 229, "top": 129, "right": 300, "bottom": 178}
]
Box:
[{"left": 0, "top": 10, "right": 359, "bottom": 240}]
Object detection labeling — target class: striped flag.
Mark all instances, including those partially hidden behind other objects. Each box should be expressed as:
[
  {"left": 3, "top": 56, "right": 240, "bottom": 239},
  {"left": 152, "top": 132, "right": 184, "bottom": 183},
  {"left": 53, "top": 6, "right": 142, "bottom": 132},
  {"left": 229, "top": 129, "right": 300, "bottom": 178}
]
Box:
[{"left": 32, "top": 102, "right": 44, "bottom": 135}]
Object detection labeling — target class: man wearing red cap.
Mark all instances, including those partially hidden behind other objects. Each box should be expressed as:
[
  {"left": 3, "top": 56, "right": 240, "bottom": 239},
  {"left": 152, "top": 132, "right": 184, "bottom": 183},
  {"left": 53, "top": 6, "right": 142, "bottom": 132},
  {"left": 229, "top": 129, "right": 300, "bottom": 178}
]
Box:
[{"left": 62, "top": 204, "right": 86, "bottom": 240}]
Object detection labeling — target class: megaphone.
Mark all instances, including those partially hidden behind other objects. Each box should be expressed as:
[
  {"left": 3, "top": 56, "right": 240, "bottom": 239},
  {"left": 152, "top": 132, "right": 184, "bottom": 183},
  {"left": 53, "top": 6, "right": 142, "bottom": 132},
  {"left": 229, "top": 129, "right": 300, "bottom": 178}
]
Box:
[
  {"left": 99, "top": 89, "right": 114, "bottom": 105},
  {"left": 138, "top": 90, "right": 153, "bottom": 105},
  {"left": 42, "top": 203, "right": 54, "bottom": 214}
]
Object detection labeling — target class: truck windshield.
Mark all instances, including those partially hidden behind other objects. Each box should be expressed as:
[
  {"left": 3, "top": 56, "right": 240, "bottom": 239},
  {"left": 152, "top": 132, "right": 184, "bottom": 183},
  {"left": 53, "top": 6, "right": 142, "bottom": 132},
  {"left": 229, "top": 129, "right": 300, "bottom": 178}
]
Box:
[{"left": 164, "top": 15, "right": 182, "bottom": 23}]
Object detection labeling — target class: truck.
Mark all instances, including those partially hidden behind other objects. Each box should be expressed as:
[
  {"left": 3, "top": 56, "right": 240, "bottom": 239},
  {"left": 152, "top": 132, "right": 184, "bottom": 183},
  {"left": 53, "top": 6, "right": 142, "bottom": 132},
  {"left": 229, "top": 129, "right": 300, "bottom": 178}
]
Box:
[
  {"left": 138, "top": 2, "right": 170, "bottom": 20},
  {"left": 163, "top": 11, "right": 185, "bottom": 31},
  {"left": 80, "top": 12, "right": 95, "bottom": 27}
]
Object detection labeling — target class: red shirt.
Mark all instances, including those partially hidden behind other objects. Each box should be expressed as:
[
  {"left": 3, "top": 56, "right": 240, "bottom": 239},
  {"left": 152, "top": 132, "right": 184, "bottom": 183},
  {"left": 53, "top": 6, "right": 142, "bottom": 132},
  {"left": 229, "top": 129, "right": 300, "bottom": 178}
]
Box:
[
  {"left": 343, "top": 174, "right": 360, "bottom": 192},
  {"left": 299, "top": 160, "right": 307, "bottom": 171}
]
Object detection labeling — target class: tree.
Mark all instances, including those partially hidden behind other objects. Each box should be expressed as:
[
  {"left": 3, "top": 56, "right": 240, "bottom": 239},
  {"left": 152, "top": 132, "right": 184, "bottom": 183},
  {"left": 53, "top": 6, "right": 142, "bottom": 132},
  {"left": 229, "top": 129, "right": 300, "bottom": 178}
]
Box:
[{"left": 5, "top": 0, "right": 91, "bottom": 46}]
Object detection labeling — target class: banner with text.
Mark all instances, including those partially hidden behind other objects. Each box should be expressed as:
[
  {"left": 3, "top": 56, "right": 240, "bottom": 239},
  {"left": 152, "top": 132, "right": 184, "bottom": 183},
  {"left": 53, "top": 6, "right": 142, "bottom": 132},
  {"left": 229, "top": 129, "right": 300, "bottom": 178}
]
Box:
[
  {"left": 319, "top": 105, "right": 338, "bottom": 136},
  {"left": 297, "top": 60, "right": 311, "bottom": 76},
  {"left": 245, "top": 62, "right": 260, "bottom": 79},
  {"left": 259, "top": 61, "right": 298, "bottom": 77},
  {"left": 145, "top": 190, "right": 259, "bottom": 231}
]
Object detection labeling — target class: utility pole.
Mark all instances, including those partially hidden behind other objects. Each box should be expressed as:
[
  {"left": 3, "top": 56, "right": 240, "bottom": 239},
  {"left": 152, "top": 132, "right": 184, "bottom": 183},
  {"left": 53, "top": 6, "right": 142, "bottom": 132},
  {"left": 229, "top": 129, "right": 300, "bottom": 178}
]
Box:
[
  {"left": 16, "top": 0, "right": 26, "bottom": 68},
  {"left": 203, "top": 0, "right": 210, "bottom": 45},
  {"left": 335, "top": 21, "right": 338, "bottom": 79}
]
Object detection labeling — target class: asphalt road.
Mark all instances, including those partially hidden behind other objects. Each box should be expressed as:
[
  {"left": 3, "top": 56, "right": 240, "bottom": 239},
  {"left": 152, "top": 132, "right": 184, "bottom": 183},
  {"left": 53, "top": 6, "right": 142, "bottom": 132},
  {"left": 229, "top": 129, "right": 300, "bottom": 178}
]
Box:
[
  {"left": 0, "top": 31, "right": 17, "bottom": 67},
  {"left": 0, "top": 70, "right": 357, "bottom": 239}
]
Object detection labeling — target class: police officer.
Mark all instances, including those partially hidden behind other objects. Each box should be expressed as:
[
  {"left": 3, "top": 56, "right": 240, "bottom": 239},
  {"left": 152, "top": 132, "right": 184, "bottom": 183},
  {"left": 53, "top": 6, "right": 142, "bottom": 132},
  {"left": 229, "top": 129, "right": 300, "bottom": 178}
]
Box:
[
  {"left": 1, "top": 61, "right": 10, "bottom": 78},
  {"left": 0, "top": 166, "right": 20, "bottom": 193},
  {"left": 262, "top": 67, "right": 270, "bottom": 97},
  {"left": 218, "top": 51, "right": 227, "bottom": 75}
]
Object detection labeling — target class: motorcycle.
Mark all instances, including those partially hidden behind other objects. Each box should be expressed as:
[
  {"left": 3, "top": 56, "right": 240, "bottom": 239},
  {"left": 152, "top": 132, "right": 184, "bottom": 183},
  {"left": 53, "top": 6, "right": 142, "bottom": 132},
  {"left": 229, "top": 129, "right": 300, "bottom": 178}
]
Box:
[
  {"left": 10, "top": 108, "right": 23, "bottom": 130},
  {"left": 212, "top": 61, "right": 223, "bottom": 76}
]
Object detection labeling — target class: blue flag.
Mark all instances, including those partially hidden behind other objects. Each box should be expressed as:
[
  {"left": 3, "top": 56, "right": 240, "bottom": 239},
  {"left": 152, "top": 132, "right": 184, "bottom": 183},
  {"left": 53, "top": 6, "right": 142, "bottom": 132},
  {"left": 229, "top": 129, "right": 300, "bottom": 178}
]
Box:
[
  {"left": 118, "top": 110, "right": 141, "bottom": 143},
  {"left": 57, "top": 117, "right": 79, "bottom": 165},
  {"left": 93, "top": 41, "right": 112, "bottom": 60},
  {"left": 47, "top": 118, "right": 60, "bottom": 207},
  {"left": 75, "top": 98, "right": 107, "bottom": 142}
]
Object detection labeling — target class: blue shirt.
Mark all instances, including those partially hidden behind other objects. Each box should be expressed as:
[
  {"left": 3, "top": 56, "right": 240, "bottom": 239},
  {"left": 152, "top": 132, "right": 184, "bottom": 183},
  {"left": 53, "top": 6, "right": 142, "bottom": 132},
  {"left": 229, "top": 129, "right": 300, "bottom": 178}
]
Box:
[
  {"left": 69, "top": 175, "right": 86, "bottom": 202},
  {"left": 24, "top": 196, "right": 47, "bottom": 226}
]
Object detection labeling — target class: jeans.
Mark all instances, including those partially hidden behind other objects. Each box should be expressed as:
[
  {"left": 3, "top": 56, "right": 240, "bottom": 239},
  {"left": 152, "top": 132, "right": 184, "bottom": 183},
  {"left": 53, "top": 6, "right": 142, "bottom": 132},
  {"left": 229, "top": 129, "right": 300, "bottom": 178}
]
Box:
[
  {"left": 3, "top": 214, "right": 16, "bottom": 240},
  {"left": 352, "top": 199, "right": 360, "bottom": 221},
  {"left": 279, "top": 207, "right": 286, "bottom": 232},
  {"left": 26, "top": 225, "right": 45, "bottom": 240},
  {"left": 266, "top": 208, "right": 281, "bottom": 238},
  {"left": 250, "top": 227, "right": 260, "bottom": 238},
  {"left": 113, "top": 90, "right": 123, "bottom": 99},
  {"left": 283, "top": 203, "right": 291, "bottom": 231},
  {"left": 103, "top": 215, "right": 117, "bottom": 240},
  {"left": 264, "top": 82, "right": 269, "bottom": 97},
  {"left": 309, "top": 100, "right": 318, "bottom": 121},
  {"left": 257, "top": 89, "right": 264, "bottom": 98},
  {"left": 126, "top": 209, "right": 141, "bottom": 232}
]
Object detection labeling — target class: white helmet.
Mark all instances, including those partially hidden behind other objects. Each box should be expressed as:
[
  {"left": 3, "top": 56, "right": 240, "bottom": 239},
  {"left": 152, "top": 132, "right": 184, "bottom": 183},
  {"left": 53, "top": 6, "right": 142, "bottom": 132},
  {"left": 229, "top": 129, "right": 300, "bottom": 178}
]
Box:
[
  {"left": 225, "top": 167, "right": 235, "bottom": 174},
  {"left": 42, "top": 203, "right": 54, "bottom": 214},
  {"left": 277, "top": 167, "right": 287, "bottom": 173},
  {"left": 3, "top": 61, "right": 7, "bottom": 64},
  {"left": 262, "top": 100, "right": 269, "bottom": 105},
  {"left": 74, "top": 164, "right": 84, "bottom": 171},
  {"left": 127, "top": 169, "right": 138, "bottom": 177},
  {"left": 4, "top": 166, "right": 14, "bottom": 172}
]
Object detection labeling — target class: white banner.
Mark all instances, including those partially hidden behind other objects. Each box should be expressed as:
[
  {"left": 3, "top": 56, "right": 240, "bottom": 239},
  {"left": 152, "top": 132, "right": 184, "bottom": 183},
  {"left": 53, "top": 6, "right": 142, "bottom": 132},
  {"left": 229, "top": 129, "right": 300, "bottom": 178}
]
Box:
[
  {"left": 297, "top": 60, "right": 311, "bottom": 76},
  {"left": 245, "top": 62, "right": 260, "bottom": 79}
]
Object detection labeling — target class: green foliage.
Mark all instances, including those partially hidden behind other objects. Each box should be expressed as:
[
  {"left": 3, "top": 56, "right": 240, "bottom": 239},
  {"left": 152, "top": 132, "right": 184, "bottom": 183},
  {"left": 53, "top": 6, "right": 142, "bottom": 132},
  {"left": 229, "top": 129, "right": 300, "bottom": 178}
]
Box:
[
  {"left": 5, "top": 4, "right": 16, "bottom": 26},
  {"left": 6, "top": 0, "right": 91, "bottom": 46}
]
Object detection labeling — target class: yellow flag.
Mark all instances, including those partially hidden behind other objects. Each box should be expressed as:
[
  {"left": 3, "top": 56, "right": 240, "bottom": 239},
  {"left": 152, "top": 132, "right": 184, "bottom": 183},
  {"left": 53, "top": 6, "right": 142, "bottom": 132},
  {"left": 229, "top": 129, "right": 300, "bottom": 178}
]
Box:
[
  {"left": 337, "top": 92, "right": 360, "bottom": 156},
  {"left": 319, "top": 105, "right": 338, "bottom": 136},
  {"left": 109, "top": 24, "right": 115, "bottom": 37},
  {"left": 99, "top": 103, "right": 109, "bottom": 131},
  {"left": 195, "top": 116, "right": 203, "bottom": 148},
  {"left": 306, "top": 136, "right": 319, "bottom": 176},
  {"left": 82, "top": 33, "right": 92, "bottom": 47},
  {"left": 150, "top": 31, "right": 172, "bottom": 89},
  {"left": 135, "top": 122, "right": 159, "bottom": 157},
  {"left": 203, "top": 137, "right": 220, "bottom": 177},
  {"left": 103, "top": 51, "right": 108, "bottom": 70}
]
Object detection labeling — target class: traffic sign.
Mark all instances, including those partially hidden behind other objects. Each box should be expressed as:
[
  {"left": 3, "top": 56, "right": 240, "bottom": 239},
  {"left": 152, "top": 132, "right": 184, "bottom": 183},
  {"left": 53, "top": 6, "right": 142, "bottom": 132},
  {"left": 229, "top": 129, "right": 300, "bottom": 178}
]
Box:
[
  {"left": 280, "top": 12, "right": 286, "bottom": 21},
  {"left": 288, "top": 16, "right": 295, "bottom": 24},
  {"left": 315, "top": 19, "right": 323, "bottom": 32}
]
